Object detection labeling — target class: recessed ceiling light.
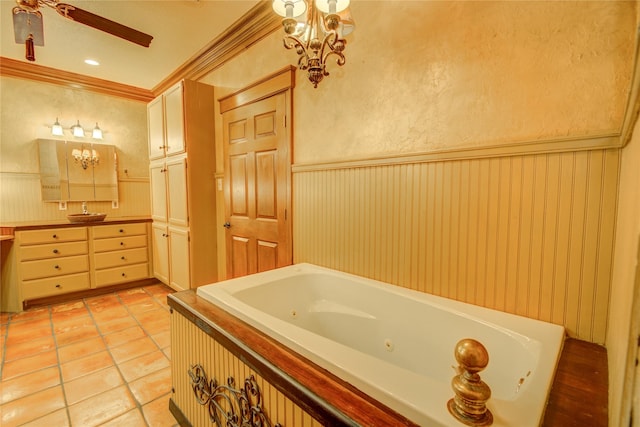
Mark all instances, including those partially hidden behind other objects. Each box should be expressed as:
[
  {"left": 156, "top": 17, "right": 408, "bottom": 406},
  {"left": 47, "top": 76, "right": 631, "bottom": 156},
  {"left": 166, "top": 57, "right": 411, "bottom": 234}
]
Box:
[{"left": 84, "top": 59, "right": 100, "bottom": 66}]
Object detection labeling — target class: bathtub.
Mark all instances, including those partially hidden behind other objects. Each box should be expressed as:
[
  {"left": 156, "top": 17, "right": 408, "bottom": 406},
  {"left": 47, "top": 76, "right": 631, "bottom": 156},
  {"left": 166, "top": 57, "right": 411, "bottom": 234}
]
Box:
[{"left": 196, "top": 263, "right": 565, "bottom": 427}]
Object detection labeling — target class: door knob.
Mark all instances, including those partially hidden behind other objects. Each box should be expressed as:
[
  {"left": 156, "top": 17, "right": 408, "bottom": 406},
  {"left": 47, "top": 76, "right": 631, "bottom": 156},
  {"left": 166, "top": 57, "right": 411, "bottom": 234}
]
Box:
[{"left": 223, "top": 222, "right": 231, "bottom": 229}]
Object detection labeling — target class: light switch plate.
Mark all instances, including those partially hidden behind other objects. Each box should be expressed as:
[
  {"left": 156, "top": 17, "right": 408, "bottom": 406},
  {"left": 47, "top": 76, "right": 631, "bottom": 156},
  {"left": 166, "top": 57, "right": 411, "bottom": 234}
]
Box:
[{"left": 58, "top": 201, "right": 67, "bottom": 210}]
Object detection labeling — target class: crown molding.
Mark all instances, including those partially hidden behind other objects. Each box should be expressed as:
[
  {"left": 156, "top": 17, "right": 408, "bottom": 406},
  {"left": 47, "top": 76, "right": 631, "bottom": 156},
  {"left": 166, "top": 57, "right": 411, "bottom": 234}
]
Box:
[
  {"left": 151, "top": 1, "right": 280, "bottom": 96},
  {"left": 0, "top": 1, "right": 279, "bottom": 103},
  {"left": 0, "top": 57, "right": 154, "bottom": 103}
]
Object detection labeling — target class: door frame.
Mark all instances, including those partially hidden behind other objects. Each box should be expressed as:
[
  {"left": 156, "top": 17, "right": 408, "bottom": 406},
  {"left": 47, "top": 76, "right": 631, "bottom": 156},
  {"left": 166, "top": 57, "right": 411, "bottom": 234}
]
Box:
[{"left": 218, "top": 66, "right": 296, "bottom": 278}]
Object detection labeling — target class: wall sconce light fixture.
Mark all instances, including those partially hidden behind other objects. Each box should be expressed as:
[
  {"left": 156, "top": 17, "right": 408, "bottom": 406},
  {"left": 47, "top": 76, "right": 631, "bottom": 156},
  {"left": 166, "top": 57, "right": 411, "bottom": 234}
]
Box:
[
  {"left": 272, "top": 0, "right": 355, "bottom": 88},
  {"left": 51, "top": 119, "right": 106, "bottom": 140},
  {"left": 92, "top": 123, "right": 103, "bottom": 140},
  {"left": 71, "top": 147, "right": 100, "bottom": 169},
  {"left": 51, "top": 117, "right": 64, "bottom": 136},
  {"left": 71, "top": 120, "right": 85, "bottom": 137}
]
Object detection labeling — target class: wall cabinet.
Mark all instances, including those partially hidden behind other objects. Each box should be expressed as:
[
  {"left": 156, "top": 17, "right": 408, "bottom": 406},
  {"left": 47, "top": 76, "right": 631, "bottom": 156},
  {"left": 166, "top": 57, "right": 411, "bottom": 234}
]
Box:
[
  {"left": 147, "top": 79, "right": 217, "bottom": 291},
  {"left": 0, "top": 220, "right": 152, "bottom": 311}
]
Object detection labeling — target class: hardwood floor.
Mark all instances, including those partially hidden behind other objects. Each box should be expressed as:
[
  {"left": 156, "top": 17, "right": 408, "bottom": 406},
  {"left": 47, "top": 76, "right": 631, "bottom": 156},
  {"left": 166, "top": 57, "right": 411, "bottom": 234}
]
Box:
[{"left": 543, "top": 338, "right": 608, "bottom": 427}]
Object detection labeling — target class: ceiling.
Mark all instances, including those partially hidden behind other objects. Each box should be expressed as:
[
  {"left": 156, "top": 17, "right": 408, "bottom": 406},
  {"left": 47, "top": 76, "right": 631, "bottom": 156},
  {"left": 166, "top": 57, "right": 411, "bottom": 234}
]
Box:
[{"left": 0, "top": 0, "right": 262, "bottom": 90}]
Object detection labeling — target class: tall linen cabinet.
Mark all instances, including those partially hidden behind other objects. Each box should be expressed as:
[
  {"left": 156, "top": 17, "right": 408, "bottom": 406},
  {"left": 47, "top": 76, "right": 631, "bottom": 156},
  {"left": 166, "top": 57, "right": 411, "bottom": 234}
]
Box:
[{"left": 148, "top": 79, "right": 217, "bottom": 291}]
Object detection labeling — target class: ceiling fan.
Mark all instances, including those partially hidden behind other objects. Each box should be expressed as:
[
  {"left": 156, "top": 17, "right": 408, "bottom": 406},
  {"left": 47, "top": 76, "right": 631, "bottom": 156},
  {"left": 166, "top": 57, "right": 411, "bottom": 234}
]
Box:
[{"left": 12, "top": 0, "right": 153, "bottom": 62}]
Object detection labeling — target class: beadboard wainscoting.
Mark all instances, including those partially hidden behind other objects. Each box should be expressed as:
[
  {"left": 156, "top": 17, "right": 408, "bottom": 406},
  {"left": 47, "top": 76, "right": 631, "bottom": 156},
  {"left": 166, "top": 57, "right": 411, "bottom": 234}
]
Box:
[
  {"left": 293, "top": 136, "right": 621, "bottom": 344},
  {"left": 0, "top": 172, "right": 151, "bottom": 222}
]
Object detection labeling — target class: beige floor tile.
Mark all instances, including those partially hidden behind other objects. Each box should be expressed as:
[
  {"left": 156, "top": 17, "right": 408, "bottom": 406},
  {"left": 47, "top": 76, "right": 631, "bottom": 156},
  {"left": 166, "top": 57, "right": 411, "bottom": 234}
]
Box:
[
  {"left": 110, "top": 335, "right": 159, "bottom": 364},
  {"left": 127, "top": 299, "right": 163, "bottom": 315},
  {"left": 91, "top": 305, "right": 130, "bottom": 323},
  {"left": 50, "top": 300, "right": 90, "bottom": 323},
  {"left": 129, "top": 366, "right": 172, "bottom": 405},
  {"left": 117, "top": 288, "right": 153, "bottom": 306},
  {"left": 68, "top": 385, "right": 136, "bottom": 427},
  {"left": 85, "top": 294, "right": 122, "bottom": 312},
  {"left": 100, "top": 408, "right": 148, "bottom": 427},
  {"left": 0, "top": 366, "right": 60, "bottom": 404},
  {"left": 0, "top": 283, "right": 176, "bottom": 426},
  {"left": 20, "top": 408, "right": 70, "bottom": 427},
  {"left": 118, "top": 350, "right": 170, "bottom": 382},
  {"left": 104, "top": 325, "right": 147, "bottom": 348},
  {"left": 142, "top": 394, "right": 179, "bottom": 427},
  {"left": 6, "top": 323, "right": 52, "bottom": 346},
  {"left": 60, "top": 350, "right": 114, "bottom": 383},
  {"left": 54, "top": 319, "right": 100, "bottom": 347},
  {"left": 1, "top": 349, "right": 58, "bottom": 380},
  {"left": 63, "top": 365, "right": 123, "bottom": 405},
  {"left": 152, "top": 330, "right": 171, "bottom": 350},
  {"left": 95, "top": 315, "right": 138, "bottom": 334},
  {"left": 57, "top": 336, "right": 107, "bottom": 364},
  {"left": 0, "top": 385, "right": 65, "bottom": 427},
  {"left": 9, "top": 307, "right": 49, "bottom": 323},
  {"left": 3, "top": 335, "right": 56, "bottom": 361}
]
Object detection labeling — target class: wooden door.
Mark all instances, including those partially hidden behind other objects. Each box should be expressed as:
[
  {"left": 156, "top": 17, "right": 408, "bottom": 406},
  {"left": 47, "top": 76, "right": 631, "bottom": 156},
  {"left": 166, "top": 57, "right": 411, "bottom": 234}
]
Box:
[{"left": 223, "top": 92, "right": 291, "bottom": 278}]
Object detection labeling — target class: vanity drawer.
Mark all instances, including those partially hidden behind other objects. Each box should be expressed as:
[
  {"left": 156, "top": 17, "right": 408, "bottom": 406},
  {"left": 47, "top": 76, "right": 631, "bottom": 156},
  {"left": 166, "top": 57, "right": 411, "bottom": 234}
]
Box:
[
  {"left": 92, "top": 223, "right": 147, "bottom": 239},
  {"left": 19, "top": 227, "right": 87, "bottom": 245},
  {"left": 20, "top": 241, "right": 88, "bottom": 262},
  {"left": 95, "top": 263, "right": 149, "bottom": 287},
  {"left": 93, "top": 247, "right": 148, "bottom": 269},
  {"left": 22, "top": 272, "right": 91, "bottom": 300},
  {"left": 92, "top": 235, "right": 147, "bottom": 253},
  {"left": 20, "top": 255, "right": 89, "bottom": 281}
]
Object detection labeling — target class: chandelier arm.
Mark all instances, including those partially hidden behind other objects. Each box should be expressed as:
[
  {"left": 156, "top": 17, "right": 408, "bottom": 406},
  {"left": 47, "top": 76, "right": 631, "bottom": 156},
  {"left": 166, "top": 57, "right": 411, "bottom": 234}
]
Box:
[
  {"left": 320, "top": 31, "right": 346, "bottom": 67},
  {"left": 283, "top": 35, "right": 312, "bottom": 71}
]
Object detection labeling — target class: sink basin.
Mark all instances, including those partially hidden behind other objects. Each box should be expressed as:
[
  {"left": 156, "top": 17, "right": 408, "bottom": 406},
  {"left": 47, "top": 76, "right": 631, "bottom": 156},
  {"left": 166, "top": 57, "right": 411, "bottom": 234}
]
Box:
[{"left": 67, "top": 213, "right": 107, "bottom": 223}]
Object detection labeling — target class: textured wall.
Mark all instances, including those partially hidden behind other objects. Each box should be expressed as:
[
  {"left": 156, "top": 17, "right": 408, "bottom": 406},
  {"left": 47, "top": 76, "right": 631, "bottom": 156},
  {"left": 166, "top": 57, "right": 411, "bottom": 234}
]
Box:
[
  {"left": 0, "top": 76, "right": 150, "bottom": 221},
  {"left": 203, "top": 2, "right": 635, "bottom": 164}
]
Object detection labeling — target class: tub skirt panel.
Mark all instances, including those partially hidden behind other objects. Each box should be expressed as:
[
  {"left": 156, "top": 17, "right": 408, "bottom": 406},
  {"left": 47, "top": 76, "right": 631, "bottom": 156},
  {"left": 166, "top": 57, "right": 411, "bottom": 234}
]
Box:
[{"left": 170, "top": 308, "right": 321, "bottom": 427}]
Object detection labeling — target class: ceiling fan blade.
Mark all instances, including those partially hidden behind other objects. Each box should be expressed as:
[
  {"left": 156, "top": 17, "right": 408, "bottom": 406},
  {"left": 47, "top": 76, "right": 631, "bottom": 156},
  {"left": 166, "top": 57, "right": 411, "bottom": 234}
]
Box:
[{"left": 54, "top": 3, "right": 153, "bottom": 47}]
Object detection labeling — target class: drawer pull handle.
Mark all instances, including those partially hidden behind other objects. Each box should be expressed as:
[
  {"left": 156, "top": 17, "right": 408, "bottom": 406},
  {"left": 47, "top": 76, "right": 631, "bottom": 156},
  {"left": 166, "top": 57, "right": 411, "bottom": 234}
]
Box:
[
  {"left": 121, "top": 273, "right": 126, "bottom": 277},
  {"left": 53, "top": 249, "right": 59, "bottom": 254},
  {"left": 52, "top": 234, "right": 58, "bottom": 239},
  {"left": 121, "top": 256, "right": 126, "bottom": 260},
  {"left": 55, "top": 284, "right": 61, "bottom": 289},
  {"left": 54, "top": 265, "right": 60, "bottom": 269},
  {"left": 120, "top": 242, "right": 125, "bottom": 246},
  {"left": 119, "top": 229, "right": 124, "bottom": 233}
]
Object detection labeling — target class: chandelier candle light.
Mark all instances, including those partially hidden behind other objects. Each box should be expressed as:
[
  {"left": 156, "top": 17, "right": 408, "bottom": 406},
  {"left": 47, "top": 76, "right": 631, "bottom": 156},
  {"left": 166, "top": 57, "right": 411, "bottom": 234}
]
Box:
[{"left": 272, "top": 0, "right": 354, "bottom": 88}]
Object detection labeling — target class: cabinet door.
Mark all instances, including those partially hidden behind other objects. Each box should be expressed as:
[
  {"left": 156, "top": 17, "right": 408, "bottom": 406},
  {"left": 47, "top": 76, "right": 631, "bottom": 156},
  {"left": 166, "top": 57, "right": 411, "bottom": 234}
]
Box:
[
  {"left": 166, "top": 157, "right": 188, "bottom": 227},
  {"left": 151, "top": 223, "right": 169, "bottom": 285},
  {"left": 169, "top": 226, "right": 190, "bottom": 291},
  {"left": 164, "top": 82, "right": 185, "bottom": 156},
  {"left": 148, "top": 95, "right": 165, "bottom": 160},
  {"left": 150, "top": 161, "right": 168, "bottom": 222}
]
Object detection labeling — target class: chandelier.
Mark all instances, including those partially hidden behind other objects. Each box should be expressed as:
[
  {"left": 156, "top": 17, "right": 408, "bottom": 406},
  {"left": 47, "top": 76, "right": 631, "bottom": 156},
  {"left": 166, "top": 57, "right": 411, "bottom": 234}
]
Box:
[
  {"left": 272, "top": 0, "right": 354, "bottom": 88},
  {"left": 71, "top": 147, "right": 100, "bottom": 170}
]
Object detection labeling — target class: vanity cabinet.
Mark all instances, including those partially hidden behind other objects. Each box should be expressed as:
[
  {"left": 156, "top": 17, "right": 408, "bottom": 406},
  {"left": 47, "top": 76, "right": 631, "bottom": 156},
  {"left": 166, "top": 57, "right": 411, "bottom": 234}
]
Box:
[
  {"left": 18, "top": 227, "right": 90, "bottom": 301},
  {"left": 0, "top": 219, "right": 153, "bottom": 312},
  {"left": 147, "top": 79, "right": 217, "bottom": 291},
  {"left": 91, "top": 223, "right": 151, "bottom": 287}
]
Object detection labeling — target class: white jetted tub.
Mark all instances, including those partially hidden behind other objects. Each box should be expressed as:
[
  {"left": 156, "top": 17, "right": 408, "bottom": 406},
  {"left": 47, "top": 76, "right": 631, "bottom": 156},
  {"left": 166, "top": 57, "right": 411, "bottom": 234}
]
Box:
[{"left": 197, "top": 263, "right": 565, "bottom": 427}]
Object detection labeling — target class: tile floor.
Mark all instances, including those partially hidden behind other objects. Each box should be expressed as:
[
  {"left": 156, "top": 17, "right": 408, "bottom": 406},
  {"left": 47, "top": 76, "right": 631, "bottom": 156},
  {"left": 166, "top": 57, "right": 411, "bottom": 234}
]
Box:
[{"left": 0, "top": 283, "right": 179, "bottom": 427}]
